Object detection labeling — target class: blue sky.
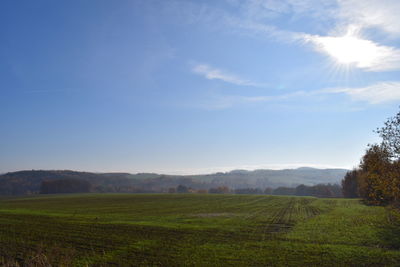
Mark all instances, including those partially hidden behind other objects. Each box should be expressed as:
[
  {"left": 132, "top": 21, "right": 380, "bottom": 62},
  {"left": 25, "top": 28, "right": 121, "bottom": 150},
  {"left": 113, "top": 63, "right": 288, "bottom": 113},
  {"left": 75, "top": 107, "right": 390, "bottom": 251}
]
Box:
[{"left": 1, "top": 0, "right": 400, "bottom": 174}]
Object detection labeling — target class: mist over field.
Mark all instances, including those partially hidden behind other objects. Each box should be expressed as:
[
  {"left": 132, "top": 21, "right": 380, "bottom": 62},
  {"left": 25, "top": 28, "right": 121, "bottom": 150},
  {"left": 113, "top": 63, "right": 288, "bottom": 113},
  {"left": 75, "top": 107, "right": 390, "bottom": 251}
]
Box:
[{"left": 0, "top": 167, "right": 346, "bottom": 196}]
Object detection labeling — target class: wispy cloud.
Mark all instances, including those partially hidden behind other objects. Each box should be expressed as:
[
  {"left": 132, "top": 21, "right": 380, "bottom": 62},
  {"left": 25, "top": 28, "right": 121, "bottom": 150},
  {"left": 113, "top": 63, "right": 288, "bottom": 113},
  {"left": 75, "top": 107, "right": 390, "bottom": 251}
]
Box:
[
  {"left": 168, "top": 0, "right": 400, "bottom": 107},
  {"left": 223, "top": 16, "right": 307, "bottom": 44},
  {"left": 197, "top": 81, "right": 400, "bottom": 110},
  {"left": 230, "top": 0, "right": 400, "bottom": 38},
  {"left": 196, "top": 91, "right": 308, "bottom": 110},
  {"left": 228, "top": 21, "right": 400, "bottom": 72},
  {"left": 321, "top": 82, "right": 400, "bottom": 104},
  {"left": 215, "top": 1, "right": 400, "bottom": 72},
  {"left": 337, "top": 0, "right": 400, "bottom": 38},
  {"left": 192, "top": 64, "right": 265, "bottom": 87},
  {"left": 225, "top": 0, "right": 338, "bottom": 21}
]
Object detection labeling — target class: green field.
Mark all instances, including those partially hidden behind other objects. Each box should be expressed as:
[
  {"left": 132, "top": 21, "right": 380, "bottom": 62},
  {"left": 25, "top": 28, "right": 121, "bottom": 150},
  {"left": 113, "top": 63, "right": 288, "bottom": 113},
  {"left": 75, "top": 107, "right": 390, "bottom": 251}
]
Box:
[{"left": 0, "top": 194, "right": 399, "bottom": 266}]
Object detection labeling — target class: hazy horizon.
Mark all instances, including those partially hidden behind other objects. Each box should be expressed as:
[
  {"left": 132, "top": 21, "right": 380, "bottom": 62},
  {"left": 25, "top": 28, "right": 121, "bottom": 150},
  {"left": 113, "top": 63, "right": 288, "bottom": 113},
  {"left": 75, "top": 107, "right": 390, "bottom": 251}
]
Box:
[{"left": 1, "top": 163, "right": 350, "bottom": 176}]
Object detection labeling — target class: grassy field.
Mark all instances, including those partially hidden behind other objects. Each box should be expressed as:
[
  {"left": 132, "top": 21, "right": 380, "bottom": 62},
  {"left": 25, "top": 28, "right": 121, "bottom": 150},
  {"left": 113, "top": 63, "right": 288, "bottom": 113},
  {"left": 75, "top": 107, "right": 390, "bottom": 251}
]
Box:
[{"left": 0, "top": 194, "right": 399, "bottom": 266}]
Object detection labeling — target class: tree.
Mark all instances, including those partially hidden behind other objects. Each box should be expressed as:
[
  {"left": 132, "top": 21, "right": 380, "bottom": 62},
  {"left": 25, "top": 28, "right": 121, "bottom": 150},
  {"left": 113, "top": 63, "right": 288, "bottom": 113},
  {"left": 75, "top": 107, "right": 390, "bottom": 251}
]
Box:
[
  {"left": 264, "top": 187, "right": 273, "bottom": 194},
  {"left": 209, "top": 186, "right": 230, "bottom": 194},
  {"left": 234, "top": 188, "right": 262, "bottom": 194},
  {"left": 342, "top": 169, "right": 361, "bottom": 198},
  {"left": 40, "top": 178, "right": 91, "bottom": 194},
  {"left": 273, "top": 187, "right": 295, "bottom": 196},
  {"left": 343, "top": 107, "right": 400, "bottom": 205},
  {"left": 176, "top": 185, "right": 189, "bottom": 193},
  {"left": 295, "top": 184, "right": 308, "bottom": 196},
  {"left": 376, "top": 109, "right": 400, "bottom": 159},
  {"left": 168, "top": 187, "right": 176, "bottom": 193},
  {"left": 358, "top": 144, "right": 393, "bottom": 205}
]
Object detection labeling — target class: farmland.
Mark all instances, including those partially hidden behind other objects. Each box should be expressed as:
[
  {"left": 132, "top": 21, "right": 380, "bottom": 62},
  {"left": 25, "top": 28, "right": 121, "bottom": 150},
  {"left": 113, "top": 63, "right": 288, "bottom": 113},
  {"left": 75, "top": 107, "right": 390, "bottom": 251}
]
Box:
[{"left": 0, "top": 194, "right": 400, "bottom": 266}]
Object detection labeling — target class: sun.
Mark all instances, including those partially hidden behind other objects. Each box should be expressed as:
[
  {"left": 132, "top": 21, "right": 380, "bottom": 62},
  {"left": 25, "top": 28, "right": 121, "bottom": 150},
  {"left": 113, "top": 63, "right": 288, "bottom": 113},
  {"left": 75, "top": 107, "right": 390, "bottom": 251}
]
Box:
[{"left": 313, "top": 31, "right": 384, "bottom": 69}]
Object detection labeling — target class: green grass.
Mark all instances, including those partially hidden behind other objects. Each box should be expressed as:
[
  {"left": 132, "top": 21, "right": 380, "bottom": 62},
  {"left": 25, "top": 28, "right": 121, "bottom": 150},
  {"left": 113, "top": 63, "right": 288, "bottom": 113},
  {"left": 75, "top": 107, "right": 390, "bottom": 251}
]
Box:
[{"left": 0, "top": 194, "right": 399, "bottom": 266}]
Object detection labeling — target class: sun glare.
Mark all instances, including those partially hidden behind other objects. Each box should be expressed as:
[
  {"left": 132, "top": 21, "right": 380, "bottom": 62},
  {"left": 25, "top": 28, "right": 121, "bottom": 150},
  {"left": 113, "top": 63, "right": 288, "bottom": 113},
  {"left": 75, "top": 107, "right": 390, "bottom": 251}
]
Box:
[{"left": 315, "top": 33, "right": 384, "bottom": 69}]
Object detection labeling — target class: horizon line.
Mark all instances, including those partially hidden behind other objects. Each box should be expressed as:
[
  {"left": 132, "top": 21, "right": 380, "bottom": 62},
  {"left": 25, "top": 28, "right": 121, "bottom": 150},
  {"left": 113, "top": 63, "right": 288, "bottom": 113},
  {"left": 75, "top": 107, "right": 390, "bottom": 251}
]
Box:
[{"left": 1, "top": 164, "right": 352, "bottom": 176}]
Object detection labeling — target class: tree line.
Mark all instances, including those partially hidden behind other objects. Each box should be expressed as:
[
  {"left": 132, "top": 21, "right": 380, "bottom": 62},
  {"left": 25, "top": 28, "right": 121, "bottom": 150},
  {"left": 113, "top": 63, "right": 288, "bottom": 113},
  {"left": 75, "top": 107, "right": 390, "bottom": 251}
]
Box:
[
  {"left": 168, "top": 183, "right": 342, "bottom": 197},
  {"left": 36, "top": 178, "right": 341, "bottom": 197},
  {"left": 342, "top": 109, "right": 400, "bottom": 206},
  {"left": 0, "top": 168, "right": 346, "bottom": 196}
]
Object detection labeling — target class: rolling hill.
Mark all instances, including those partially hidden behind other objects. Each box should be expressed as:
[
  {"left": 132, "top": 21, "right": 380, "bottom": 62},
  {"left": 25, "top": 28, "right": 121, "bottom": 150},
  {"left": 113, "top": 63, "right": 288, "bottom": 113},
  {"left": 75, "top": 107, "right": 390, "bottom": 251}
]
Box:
[{"left": 0, "top": 168, "right": 347, "bottom": 195}]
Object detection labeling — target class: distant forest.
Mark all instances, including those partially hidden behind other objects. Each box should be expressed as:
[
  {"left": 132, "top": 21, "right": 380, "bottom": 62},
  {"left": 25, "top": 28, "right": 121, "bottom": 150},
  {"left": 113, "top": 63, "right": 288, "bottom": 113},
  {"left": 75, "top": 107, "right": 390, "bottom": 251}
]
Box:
[{"left": 0, "top": 168, "right": 346, "bottom": 198}]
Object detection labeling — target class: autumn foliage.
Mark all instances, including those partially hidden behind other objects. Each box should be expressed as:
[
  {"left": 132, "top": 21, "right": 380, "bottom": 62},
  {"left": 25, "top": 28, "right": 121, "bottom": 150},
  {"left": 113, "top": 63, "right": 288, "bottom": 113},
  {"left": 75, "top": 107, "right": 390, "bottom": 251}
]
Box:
[{"left": 342, "top": 109, "right": 400, "bottom": 205}]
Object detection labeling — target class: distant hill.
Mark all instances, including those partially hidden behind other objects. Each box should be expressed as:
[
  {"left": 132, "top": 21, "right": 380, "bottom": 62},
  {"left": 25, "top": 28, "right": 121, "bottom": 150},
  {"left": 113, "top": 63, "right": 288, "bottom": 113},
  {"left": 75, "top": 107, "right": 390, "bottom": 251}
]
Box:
[
  {"left": 0, "top": 170, "right": 133, "bottom": 195},
  {"left": 0, "top": 168, "right": 348, "bottom": 195},
  {"left": 187, "top": 168, "right": 348, "bottom": 188}
]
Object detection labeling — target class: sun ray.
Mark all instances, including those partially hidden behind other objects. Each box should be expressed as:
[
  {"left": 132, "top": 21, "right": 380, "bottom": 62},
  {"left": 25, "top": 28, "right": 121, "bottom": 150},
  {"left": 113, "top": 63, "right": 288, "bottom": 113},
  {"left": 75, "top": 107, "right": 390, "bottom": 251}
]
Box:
[{"left": 308, "top": 26, "right": 392, "bottom": 74}]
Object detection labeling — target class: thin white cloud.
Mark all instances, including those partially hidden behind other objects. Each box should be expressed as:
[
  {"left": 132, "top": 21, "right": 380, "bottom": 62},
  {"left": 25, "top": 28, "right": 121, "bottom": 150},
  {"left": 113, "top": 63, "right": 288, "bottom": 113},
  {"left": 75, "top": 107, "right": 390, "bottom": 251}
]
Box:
[
  {"left": 223, "top": 16, "right": 307, "bottom": 44},
  {"left": 192, "top": 64, "right": 264, "bottom": 87},
  {"left": 165, "top": 1, "right": 400, "bottom": 71},
  {"left": 322, "top": 82, "right": 400, "bottom": 104},
  {"left": 197, "top": 81, "right": 400, "bottom": 110},
  {"left": 226, "top": 24, "right": 400, "bottom": 72},
  {"left": 197, "top": 91, "right": 307, "bottom": 110},
  {"left": 337, "top": 0, "right": 400, "bottom": 38},
  {"left": 232, "top": 0, "right": 400, "bottom": 38},
  {"left": 166, "top": 0, "right": 400, "bottom": 97},
  {"left": 221, "top": 2, "right": 400, "bottom": 72},
  {"left": 226, "top": 0, "right": 337, "bottom": 21}
]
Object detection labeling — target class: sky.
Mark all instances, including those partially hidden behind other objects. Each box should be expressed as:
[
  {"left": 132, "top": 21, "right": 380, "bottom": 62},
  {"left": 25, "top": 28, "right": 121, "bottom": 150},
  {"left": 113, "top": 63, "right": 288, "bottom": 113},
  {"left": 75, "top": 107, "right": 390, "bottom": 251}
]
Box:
[{"left": 1, "top": 0, "right": 400, "bottom": 174}]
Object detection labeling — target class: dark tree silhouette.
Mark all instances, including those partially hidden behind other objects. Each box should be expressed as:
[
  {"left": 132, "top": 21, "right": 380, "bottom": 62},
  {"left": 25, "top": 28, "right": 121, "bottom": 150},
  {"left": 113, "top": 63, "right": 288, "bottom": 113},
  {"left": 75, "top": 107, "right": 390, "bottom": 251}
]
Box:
[
  {"left": 209, "top": 186, "right": 230, "bottom": 194},
  {"left": 40, "top": 178, "right": 91, "bottom": 194},
  {"left": 342, "top": 169, "right": 361, "bottom": 198},
  {"left": 176, "top": 185, "right": 189, "bottom": 193}
]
